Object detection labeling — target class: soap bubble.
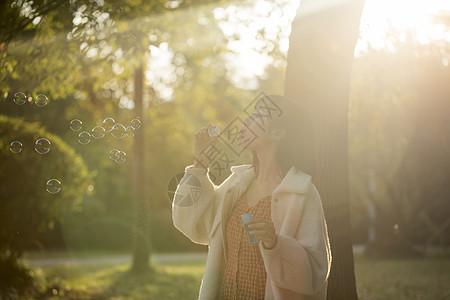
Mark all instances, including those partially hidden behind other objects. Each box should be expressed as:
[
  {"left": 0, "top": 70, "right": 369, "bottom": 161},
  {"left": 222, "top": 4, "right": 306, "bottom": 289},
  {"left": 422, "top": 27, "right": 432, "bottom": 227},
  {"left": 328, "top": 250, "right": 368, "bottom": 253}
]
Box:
[
  {"left": 13, "top": 92, "right": 27, "bottom": 105},
  {"left": 35, "top": 94, "right": 49, "bottom": 107},
  {"left": 126, "top": 126, "right": 135, "bottom": 137},
  {"left": 130, "top": 118, "right": 141, "bottom": 130},
  {"left": 115, "top": 151, "right": 127, "bottom": 164},
  {"left": 111, "top": 123, "right": 126, "bottom": 139},
  {"left": 109, "top": 149, "right": 120, "bottom": 161},
  {"left": 46, "top": 179, "right": 62, "bottom": 194},
  {"left": 78, "top": 131, "right": 91, "bottom": 144},
  {"left": 102, "top": 117, "right": 115, "bottom": 133},
  {"left": 35, "top": 138, "right": 51, "bottom": 154},
  {"left": 10, "top": 141, "right": 23, "bottom": 153},
  {"left": 208, "top": 123, "right": 220, "bottom": 137},
  {"left": 91, "top": 126, "right": 106, "bottom": 139},
  {"left": 70, "top": 119, "right": 83, "bottom": 131}
]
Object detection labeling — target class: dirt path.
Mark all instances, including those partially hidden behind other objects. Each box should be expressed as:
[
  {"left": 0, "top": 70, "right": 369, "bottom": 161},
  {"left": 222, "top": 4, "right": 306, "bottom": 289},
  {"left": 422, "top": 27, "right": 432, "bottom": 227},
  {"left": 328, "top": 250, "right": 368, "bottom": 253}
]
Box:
[
  {"left": 26, "top": 252, "right": 208, "bottom": 266},
  {"left": 26, "top": 246, "right": 366, "bottom": 267}
]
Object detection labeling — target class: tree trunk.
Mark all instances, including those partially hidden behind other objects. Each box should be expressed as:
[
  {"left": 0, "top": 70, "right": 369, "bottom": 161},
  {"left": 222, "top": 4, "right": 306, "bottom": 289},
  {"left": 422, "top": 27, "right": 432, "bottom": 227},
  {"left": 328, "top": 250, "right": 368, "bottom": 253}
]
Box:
[
  {"left": 131, "top": 64, "right": 151, "bottom": 272},
  {"left": 285, "top": 0, "right": 365, "bottom": 299}
]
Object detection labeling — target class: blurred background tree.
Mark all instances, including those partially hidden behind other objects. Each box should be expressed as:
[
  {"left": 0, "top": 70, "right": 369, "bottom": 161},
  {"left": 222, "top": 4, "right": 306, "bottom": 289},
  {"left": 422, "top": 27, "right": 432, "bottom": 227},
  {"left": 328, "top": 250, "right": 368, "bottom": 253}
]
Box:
[{"left": 349, "top": 21, "right": 450, "bottom": 257}]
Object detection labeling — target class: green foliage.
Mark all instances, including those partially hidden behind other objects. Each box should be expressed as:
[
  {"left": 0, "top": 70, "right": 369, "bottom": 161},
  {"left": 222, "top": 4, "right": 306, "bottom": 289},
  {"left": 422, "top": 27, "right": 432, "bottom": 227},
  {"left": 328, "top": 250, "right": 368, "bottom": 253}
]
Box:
[
  {"left": 0, "top": 115, "right": 92, "bottom": 298},
  {"left": 0, "top": 252, "right": 44, "bottom": 299},
  {"left": 0, "top": 115, "right": 91, "bottom": 259}
]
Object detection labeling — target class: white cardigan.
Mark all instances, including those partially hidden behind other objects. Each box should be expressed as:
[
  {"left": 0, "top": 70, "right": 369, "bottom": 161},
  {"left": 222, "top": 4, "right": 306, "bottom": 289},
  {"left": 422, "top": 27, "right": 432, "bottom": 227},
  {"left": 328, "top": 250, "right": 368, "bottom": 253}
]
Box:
[{"left": 172, "top": 164, "right": 332, "bottom": 300}]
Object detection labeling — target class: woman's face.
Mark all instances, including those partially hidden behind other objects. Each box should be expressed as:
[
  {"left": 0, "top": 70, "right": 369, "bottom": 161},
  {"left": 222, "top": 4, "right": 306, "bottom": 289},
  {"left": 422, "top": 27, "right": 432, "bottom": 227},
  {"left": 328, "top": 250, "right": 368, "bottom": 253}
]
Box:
[{"left": 240, "top": 104, "right": 273, "bottom": 151}]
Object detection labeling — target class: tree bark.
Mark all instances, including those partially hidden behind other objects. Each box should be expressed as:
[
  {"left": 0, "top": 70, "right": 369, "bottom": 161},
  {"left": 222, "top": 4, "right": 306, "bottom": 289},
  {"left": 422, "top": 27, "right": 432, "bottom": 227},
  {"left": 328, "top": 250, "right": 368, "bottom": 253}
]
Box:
[
  {"left": 131, "top": 64, "right": 151, "bottom": 272},
  {"left": 285, "top": 1, "right": 365, "bottom": 299}
]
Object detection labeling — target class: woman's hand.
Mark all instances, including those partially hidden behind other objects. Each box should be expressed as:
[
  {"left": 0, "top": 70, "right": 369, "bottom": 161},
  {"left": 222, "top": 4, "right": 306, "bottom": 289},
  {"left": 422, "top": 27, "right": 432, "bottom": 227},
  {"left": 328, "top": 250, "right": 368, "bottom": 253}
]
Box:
[
  {"left": 194, "top": 124, "right": 218, "bottom": 168},
  {"left": 247, "top": 218, "right": 278, "bottom": 250}
]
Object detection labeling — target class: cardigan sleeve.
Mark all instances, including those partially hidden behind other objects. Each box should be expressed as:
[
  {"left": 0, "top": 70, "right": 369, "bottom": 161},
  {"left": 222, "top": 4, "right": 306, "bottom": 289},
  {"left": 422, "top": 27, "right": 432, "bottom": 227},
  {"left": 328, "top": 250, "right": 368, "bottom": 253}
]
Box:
[
  {"left": 259, "top": 184, "right": 332, "bottom": 296},
  {"left": 172, "top": 165, "right": 218, "bottom": 245}
]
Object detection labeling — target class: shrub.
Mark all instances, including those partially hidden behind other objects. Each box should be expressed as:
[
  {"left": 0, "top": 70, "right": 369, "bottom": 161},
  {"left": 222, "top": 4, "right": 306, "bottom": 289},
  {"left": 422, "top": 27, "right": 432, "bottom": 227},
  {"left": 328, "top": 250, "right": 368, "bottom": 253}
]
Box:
[{"left": 0, "top": 115, "right": 91, "bottom": 296}]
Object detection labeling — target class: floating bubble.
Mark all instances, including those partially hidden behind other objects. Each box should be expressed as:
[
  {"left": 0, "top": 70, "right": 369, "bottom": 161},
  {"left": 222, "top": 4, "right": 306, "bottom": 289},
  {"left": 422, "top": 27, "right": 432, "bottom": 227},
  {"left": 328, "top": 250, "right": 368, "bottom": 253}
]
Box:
[
  {"left": 13, "top": 92, "right": 27, "bottom": 105},
  {"left": 115, "top": 151, "right": 127, "bottom": 164},
  {"left": 91, "top": 126, "right": 106, "bottom": 139},
  {"left": 102, "top": 117, "right": 115, "bottom": 133},
  {"left": 130, "top": 118, "right": 141, "bottom": 130},
  {"left": 46, "top": 179, "right": 62, "bottom": 194},
  {"left": 208, "top": 123, "right": 220, "bottom": 137},
  {"left": 109, "top": 149, "right": 120, "bottom": 161},
  {"left": 78, "top": 131, "right": 91, "bottom": 144},
  {"left": 126, "top": 126, "right": 135, "bottom": 137},
  {"left": 35, "top": 94, "right": 49, "bottom": 107},
  {"left": 70, "top": 119, "right": 83, "bottom": 131},
  {"left": 35, "top": 138, "right": 51, "bottom": 154},
  {"left": 111, "top": 123, "right": 127, "bottom": 139},
  {"left": 10, "top": 141, "right": 23, "bottom": 153}
]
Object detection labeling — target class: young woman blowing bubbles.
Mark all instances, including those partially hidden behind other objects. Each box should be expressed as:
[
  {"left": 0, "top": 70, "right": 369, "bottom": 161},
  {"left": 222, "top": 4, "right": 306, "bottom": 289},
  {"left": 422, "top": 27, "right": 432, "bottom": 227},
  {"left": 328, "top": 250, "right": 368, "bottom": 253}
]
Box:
[{"left": 172, "top": 95, "right": 332, "bottom": 300}]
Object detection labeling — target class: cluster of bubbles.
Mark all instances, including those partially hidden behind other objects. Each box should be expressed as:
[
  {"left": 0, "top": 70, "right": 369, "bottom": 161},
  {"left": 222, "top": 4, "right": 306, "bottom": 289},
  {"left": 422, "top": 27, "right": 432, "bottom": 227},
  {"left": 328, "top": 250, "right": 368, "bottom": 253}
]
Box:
[
  {"left": 9, "top": 138, "right": 59, "bottom": 194},
  {"left": 13, "top": 92, "right": 49, "bottom": 107},
  {"left": 9, "top": 138, "right": 52, "bottom": 154},
  {"left": 9, "top": 93, "right": 141, "bottom": 193},
  {"left": 70, "top": 117, "right": 141, "bottom": 164},
  {"left": 11, "top": 93, "right": 59, "bottom": 193}
]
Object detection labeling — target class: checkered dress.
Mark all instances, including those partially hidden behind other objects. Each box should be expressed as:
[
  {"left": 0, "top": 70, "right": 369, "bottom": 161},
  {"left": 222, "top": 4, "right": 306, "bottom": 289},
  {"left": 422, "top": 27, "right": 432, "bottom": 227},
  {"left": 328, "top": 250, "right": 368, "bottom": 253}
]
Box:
[{"left": 219, "top": 191, "right": 272, "bottom": 300}]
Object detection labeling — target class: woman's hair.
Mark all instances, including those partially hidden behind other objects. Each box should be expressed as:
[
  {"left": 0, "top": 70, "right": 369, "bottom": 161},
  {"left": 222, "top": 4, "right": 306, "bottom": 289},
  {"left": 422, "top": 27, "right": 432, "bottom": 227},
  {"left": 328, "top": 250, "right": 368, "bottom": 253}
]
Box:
[{"left": 250, "top": 94, "right": 316, "bottom": 179}]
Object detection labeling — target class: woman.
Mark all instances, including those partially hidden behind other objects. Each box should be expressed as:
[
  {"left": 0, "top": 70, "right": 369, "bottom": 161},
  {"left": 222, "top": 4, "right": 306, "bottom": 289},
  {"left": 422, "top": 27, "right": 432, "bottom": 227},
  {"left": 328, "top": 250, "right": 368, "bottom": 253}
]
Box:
[{"left": 172, "top": 94, "right": 332, "bottom": 300}]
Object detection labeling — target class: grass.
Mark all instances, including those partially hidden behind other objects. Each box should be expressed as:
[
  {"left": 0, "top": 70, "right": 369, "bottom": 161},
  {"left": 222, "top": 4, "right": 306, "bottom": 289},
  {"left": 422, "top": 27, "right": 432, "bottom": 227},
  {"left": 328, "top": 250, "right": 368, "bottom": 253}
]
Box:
[
  {"left": 355, "top": 256, "right": 450, "bottom": 300},
  {"left": 16, "top": 251, "right": 450, "bottom": 300},
  {"left": 20, "top": 258, "right": 206, "bottom": 300}
]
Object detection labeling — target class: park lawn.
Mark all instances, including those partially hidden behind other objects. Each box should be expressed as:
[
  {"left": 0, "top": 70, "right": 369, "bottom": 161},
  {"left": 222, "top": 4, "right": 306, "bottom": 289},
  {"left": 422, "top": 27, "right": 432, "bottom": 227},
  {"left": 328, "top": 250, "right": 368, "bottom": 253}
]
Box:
[
  {"left": 355, "top": 255, "right": 450, "bottom": 300},
  {"left": 25, "top": 254, "right": 450, "bottom": 299},
  {"left": 28, "top": 259, "right": 206, "bottom": 300}
]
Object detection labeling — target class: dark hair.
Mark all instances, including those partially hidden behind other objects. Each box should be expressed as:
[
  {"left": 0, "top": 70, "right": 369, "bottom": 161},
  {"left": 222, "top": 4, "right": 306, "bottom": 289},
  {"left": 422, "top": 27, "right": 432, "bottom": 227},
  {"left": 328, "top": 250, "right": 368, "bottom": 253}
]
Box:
[{"left": 251, "top": 94, "right": 316, "bottom": 179}]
